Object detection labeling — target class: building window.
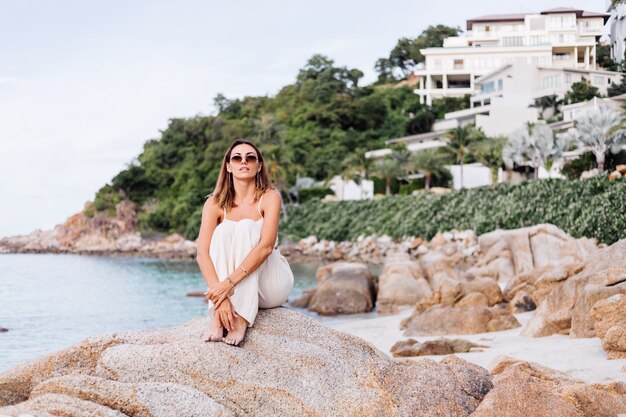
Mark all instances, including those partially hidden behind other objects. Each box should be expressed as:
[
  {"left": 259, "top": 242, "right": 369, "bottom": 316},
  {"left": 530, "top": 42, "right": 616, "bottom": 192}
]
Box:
[
  {"left": 554, "top": 53, "right": 570, "bottom": 61},
  {"left": 502, "top": 36, "right": 524, "bottom": 47},
  {"left": 530, "top": 35, "right": 548, "bottom": 45},
  {"left": 593, "top": 75, "right": 606, "bottom": 85},
  {"left": 529, "top": 17, "right": 546, "bottom": 31},
  {"left": 564, "top": 73, "right": 572, "bottom": 85},
  {"left": 542, "top": 74, "right": 561, "bottom": 89},
  {"left": 481, "top": 81, "right": 495, "bottom": 93},
  {"left": 498, "top": 79, "right": 503, "bottom": 90}
]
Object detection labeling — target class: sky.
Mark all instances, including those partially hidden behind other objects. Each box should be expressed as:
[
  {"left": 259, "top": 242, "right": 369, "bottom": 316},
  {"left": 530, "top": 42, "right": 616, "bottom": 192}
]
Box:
[{"left": 0, "top": 0, "right": 608, "bottom": 237}]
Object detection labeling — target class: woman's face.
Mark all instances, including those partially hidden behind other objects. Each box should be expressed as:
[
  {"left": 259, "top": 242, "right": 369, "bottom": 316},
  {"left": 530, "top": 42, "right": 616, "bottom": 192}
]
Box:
[{"left": 227, "top": 144, "right": 261, "bottom": 180}]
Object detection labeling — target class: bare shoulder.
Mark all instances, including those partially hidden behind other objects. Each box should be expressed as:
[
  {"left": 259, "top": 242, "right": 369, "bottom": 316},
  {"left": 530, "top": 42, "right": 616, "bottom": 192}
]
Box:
[
  {"left": 202, "top": 195, "right": 221, "bottom": 217},
  {"left": 264, "top": 188, "right": 281, "bottom": 203}
]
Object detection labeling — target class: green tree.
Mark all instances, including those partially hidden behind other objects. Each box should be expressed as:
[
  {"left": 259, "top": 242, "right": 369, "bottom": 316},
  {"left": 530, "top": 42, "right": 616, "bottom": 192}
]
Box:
[
  {"left": 596, "top": 44, "right": 619, "bottom": 72},
  {"left": 405, "top": 148, "right": 450, "bottom": 190},
  {"left": 564, "top": 80, "right": 602, "bottom": 104},
  {"left": 375, "top": 25, "right": 461, "bottom": 81},
  {"left": 530, "top": 95, "right": 563, "bottom": 120},
  {"left": 443, "top": 125, "right": 485, "bottom": 188},
  {"left": 430, "top": 95, "right": 470, "bottom": 119},
  {"left": 341, "top": 149, "right": 372, "bottom": 199},
  {"left": 370, "top": 156, "right": 405, "bottom": 195},
  {"left": 469, "top": 137, "right": 506, "bottom": 185}
]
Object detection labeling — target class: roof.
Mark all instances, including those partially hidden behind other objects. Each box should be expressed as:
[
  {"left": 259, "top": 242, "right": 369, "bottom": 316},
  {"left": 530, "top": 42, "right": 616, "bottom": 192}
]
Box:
[
  {"left": 466, "top": 13, "right": 526, "bottom": 30},
  {"left": 474, "top": 64, "right": 512, "bottom": 84},
  {"left": 467, "top": 8, "right": 609, "bottom": 29},
  {"left": 540, "top": 7, "right": 609, "bottom": 22},
  {"left": 385, "top": 131, "right": 449, "bottom": 145}
]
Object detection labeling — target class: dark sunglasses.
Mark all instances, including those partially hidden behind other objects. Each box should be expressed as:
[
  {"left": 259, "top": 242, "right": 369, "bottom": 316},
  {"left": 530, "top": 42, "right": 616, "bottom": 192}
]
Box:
[{"left": 230, "top": 154, "right": 258, "bottom": 164}]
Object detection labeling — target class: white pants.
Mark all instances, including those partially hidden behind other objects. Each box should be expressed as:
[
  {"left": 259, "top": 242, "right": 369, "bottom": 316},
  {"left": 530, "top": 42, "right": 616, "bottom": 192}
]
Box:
[{"left": 208, "top": 220, "right": 294, "bottom": 327}]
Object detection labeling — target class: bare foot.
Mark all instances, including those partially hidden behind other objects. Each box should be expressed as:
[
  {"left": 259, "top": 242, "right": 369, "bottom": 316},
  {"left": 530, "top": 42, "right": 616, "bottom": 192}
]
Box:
[
  {"left": 202, "top": 314, "right": 224, "bottom": 343},
  {"left": 223, "top": 314, "right": 249, "bottom": 346}
]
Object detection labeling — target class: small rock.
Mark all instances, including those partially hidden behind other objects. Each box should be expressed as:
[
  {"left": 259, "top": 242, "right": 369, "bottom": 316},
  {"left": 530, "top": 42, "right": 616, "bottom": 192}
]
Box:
[{"left": 391, "top": 338, "right": 488, "bottom": 357}]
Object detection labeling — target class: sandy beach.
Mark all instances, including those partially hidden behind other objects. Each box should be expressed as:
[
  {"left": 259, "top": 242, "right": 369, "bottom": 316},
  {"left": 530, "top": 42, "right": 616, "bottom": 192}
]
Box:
[{"left": 328, "top": 308, "right": 626, "bottom": 385}]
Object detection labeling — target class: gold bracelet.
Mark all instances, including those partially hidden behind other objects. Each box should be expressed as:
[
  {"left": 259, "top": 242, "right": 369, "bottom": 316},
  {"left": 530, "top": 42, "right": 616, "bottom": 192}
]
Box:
[
  {"left": 226, "top": 277, "right": 236, "bottom": 286},
  {"left": 239, "top": 265, "right": 248, "bottom": 275}
]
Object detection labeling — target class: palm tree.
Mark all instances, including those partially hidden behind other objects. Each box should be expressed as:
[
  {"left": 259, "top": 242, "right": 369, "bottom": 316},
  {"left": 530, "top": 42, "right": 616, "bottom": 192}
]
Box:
[
  {"left": 405, "top": 148, "right": 450, "bottom": 190},
  {"left": 371, "top": 156, "right": 404, "bottom": 195},
  {"left": 558, "top": 105, "right": 626, "bottom": 172},
  {"left": 341, "top": 150, "right": 371, "bottom": 199},
  {"left": 443, "top": 125, "right": 484, "bottom": 188},
  {"left": 469, "top": 137, "right": 507, "bottom": 185},
  {"left": 503, "top": 123, "right": 569, "bottom": 179},
  {"left": 531, "top": 95, "right": 563, "bottom": 120}
]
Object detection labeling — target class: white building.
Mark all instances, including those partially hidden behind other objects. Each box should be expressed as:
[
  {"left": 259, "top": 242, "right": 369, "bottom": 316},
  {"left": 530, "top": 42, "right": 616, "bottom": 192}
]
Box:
[
  {"left": 443, "top": 62, "right": 621, "bottom": 137},
  {"left": 607, "top": 0, "right": 626, "bottom": 62},
  {"left": 327, "top": 175, "right": 374, "bottom": 201},
  {"left": 413, "top": 7, "right": 609, "bottom": 105}
]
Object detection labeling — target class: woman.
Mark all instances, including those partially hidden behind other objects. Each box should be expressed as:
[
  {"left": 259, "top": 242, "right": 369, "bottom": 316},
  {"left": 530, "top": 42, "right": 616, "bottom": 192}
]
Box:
[{"left": 196, "top": 139, "right": 294, "bottom": 346}]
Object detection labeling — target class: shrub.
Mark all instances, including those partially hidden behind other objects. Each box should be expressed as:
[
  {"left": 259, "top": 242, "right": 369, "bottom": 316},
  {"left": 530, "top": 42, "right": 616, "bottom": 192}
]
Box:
[
  {"left": 280, "top": 176, "right": 626, "bottom": 244},
  {"left": 298, "top": 187, "right": 335, "bottom": 203}
]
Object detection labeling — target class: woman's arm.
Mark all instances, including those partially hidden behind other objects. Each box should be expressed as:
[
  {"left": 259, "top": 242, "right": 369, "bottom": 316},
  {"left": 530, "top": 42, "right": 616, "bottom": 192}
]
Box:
[
  {"left": 195, "top": 197, "right": 221, "bottom": 290},
  {"left": 208, "top": 189, "right": 282, "bottom": 308}
]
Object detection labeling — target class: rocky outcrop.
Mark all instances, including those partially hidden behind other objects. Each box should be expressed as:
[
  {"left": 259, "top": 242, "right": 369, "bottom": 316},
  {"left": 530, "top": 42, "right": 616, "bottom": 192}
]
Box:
[
  {"left": 390, "top": 338, "right": 488, "bottom": 357},
  {"left": 401, "top": 305, "right": 520, "bottom": 336},
  {"left": 0, "top": 200, "right": 198, "bottom": 259},
  {"left": 471, "top": 357, "right": 626, "bottom": 417},
  {"left": 307, "top": 262, "right": 376, "bottom": 315},
  {"left": 468, "top": 224, "right": 597, "bottom": 284},
  {"left": 0, "top": 308, "right": 494, "bottom": 417},
  {"left": 590, "top": 294, "right": 626, "bottom": 359},
  {"left": 521, "top": 239, "right": 626, "bottom": 338}
]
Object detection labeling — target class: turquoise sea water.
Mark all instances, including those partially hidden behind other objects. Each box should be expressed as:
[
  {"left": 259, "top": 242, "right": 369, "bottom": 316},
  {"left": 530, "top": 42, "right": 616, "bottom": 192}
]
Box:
[{"left": 0, "top": 254, "right": 381, "bottom": 372}]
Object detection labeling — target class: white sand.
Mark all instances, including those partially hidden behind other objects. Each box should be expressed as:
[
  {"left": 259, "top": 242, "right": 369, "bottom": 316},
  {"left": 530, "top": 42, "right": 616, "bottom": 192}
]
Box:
[{"left": 326, "top": 309, "right": 626, "bottom": 384}]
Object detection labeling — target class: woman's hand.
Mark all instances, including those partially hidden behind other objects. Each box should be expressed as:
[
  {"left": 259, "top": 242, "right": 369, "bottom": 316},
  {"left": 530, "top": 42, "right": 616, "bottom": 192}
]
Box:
[
  {"left": 205, "top": 279, "right": 234, "bottom": 309},
  {"left": 215, "top": 298, "right": 238, "bottom": 331}
]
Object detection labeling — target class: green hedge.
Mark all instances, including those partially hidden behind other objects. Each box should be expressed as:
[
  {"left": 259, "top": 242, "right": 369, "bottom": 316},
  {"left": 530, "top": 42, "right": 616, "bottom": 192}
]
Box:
[{"left": 280, "top": 176, "right": 626, "bottom": 244}]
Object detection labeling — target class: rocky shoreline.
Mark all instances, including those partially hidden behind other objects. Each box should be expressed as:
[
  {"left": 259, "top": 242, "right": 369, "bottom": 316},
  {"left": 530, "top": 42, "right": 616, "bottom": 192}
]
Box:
[{"left": 0, "top": 200, "right": 433, "bottom": 264}]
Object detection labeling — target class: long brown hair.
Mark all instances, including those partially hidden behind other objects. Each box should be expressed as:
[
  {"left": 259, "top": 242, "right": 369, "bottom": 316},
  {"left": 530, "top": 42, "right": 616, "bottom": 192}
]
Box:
[{"left": 207, "top": 139, "right": 275, "bottom": 209}]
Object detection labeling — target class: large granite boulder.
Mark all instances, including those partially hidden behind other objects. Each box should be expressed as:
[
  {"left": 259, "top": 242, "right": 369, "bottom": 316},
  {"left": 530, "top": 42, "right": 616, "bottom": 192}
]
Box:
[
  {"left": 401, "top": 305, "right": 520, "bottom": 336},
  {"left": 591, "top": 294, "right": 626, "bottom": 359},
  {"left": 419, "top": 250, "right": 460, "bottom": 289},
  {"left": 377, "top": 252, "right": 432, "bottom": 314},
  {"left": 468, "top": 224, "right": 597, "bottom": 283},
  {"left": 471, "top": 357, "right": 626, "bottom": 417},
  {"left": 307, "top": 262, "right": 377, "bottom": 315},
  {"left": 504, "top": 262, "right": 584, "bottom": 309},
  {"left": 439, "top": 278, "right": 504, "bottom": 307},
  {"left": 521, "top": 239, "right": 626, "bottom": 337},
  {"left": 0, "top": 308, "right": 493, "bottom": 417}
]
